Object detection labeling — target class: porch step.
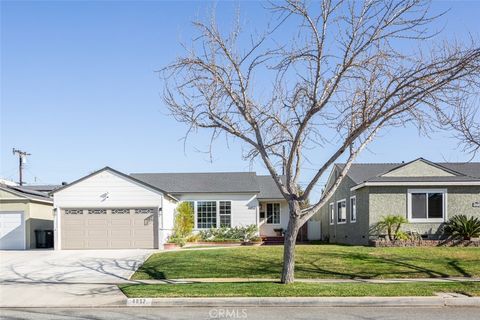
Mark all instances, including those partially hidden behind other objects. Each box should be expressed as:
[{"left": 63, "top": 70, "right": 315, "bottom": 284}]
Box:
[{"left": 261, "top": 236, "right": 284, "bottom": 245}]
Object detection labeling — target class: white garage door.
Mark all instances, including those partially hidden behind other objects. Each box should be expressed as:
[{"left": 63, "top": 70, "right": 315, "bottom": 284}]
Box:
[{"left": 0, "top": 212, "right": 26, "bottom": 250}]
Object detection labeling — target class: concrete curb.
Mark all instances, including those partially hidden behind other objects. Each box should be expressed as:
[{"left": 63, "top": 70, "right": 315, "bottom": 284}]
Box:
[
  {"left": 123, "top": 296, "right": 480, "bottom": 308},
  {"left": 2, "top": 296, "right": 480, "bottom": 308}
]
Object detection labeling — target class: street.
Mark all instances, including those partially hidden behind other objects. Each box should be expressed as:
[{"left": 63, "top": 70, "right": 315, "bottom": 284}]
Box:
[{"left": 1, "top": 307, "right": 479, "bottom": 320}]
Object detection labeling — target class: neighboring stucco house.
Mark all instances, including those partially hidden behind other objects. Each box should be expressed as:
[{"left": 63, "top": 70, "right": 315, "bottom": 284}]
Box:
[
  {"left": 317, "top": 158, "right": 480, "bottom": 245},
  {"left": 52, "top": 167, "right": 288, "bottom": 250},
  {"left": 0, "top": 184, "right": 54, "bottom": 250}
]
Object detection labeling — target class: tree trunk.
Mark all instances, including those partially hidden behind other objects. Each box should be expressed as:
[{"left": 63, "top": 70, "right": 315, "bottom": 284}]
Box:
[{"left": 281, "top": 201, "right": 301, "bottom": 284}]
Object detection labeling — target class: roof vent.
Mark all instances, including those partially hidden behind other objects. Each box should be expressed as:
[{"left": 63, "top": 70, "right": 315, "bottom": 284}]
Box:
[{"left": 62, "top": 181, "right": 67, "bottom": 185}]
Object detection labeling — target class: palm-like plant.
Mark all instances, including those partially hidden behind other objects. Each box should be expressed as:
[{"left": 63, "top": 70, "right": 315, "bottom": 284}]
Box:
[
  {"left": 376, "top": 215, "right": 408, "bottom": 241},
  {"left": 444, "top": 215, "right": 480, "bottom": 240}
]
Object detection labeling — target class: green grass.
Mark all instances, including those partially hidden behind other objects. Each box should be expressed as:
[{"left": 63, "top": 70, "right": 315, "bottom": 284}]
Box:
[
  {"left": 132, "top": 245, "right": 480, "bottom": 280},
  {"left": 120, "top": 281, "right": 480, "bottom": 298}
]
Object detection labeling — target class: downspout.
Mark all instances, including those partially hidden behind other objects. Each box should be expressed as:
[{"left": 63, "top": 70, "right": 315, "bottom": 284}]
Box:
[{"left": 159, "top": 195, "right": 164, "bottom": 249}]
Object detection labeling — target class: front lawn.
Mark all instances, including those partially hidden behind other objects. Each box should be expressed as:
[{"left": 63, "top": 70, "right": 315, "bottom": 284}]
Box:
[
  {"left": 132, "top": 245, "right": 480, "bottom": 280},
  {"left": 120, "top": 281, "right": 480, "bottom": 298}
]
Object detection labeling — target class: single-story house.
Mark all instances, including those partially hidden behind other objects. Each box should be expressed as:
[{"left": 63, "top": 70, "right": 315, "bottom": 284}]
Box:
[
  {"left": 316, "top": 158, "right": 480, "bottom": 245},
  {"left": 0, "top": 184, "right": 54, "bottom": 249},
  {"left": 52, "top": 167, "right": 289, "bottom": 250}
]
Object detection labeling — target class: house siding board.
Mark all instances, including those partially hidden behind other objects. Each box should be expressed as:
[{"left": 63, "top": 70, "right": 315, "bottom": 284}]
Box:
[
  {"left": 173, "top": 193, "right": 258, "bottom": 230},
  {"left": 54, "top": 170, "right": 163, "bottom": 208},
  {"left": 258, "top": 200, "right": 289, "bottom": 236}
]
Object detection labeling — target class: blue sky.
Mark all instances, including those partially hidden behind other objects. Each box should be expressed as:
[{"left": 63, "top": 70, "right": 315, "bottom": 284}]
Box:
[{"left": 1, "top": 1, "right": 479, "bottom": 196}]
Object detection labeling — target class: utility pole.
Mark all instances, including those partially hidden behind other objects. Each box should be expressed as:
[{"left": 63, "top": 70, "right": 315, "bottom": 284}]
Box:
[{"left": 12, "top": 148, "right": 31, "bottom": 186}]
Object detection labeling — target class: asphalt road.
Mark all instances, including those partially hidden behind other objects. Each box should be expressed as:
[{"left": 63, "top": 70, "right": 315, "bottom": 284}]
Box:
[{"left": 1, "top": 307, "right": 479, "bottom": 320}]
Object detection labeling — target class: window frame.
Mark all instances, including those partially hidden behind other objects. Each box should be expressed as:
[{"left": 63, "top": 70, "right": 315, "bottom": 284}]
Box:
[
  {"left": 196, "top": 200, "right": 218, "bottom": 229},
  {"left": 407, "top": 189, "right": 447, "bottom": 223},
  {"left": 265, "top": 202, "right": 281, "bottom": 225},
  {"left": 350, "top": 196, "right": 357, "bottom": 223},
  {"left": 329, "top": 203, "right": 334, "bottom": 225},
  {"left": 337, "top": 199, "right": 347, "bottom": 224},
  {"left": 219, "top": 201, "right": 232, "bottom": 228}
]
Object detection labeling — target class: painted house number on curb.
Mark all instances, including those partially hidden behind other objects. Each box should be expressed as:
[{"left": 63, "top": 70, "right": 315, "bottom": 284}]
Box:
[
  {"left": 473, "top": 202, "right": 480, "bottom": 208},
  {"left": 127, "top": 298, "right": 152, "bottom": 306}
]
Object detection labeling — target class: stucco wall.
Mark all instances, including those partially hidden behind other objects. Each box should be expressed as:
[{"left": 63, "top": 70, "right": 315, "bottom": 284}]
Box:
[
  {"left": 318, "top": 173, "right": 370, "bottom": 245},
  {"left": 27, "top": 202, "right": 54, "bottom": 248},
  {"left": 383, "top": 160, "right": 454, "bottom": 177},
  {"left": 368, "top": 185, "right": 480, "bottom": 238}
]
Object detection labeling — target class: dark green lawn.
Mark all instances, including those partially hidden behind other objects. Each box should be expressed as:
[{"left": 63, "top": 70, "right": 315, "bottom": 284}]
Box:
[
  {"left": 120, "top": 281, "right": 480, "bottom": 298},
  {"left": 132, "top": 245, "right": 480, "bottom": 280}
]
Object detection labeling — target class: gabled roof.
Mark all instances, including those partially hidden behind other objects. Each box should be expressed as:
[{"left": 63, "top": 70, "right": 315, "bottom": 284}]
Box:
[
  {"left": 51, "top": 167, "right": 177, "bottom": 201},
  {"left": 0, "top": 184, "right": 53, "bottom": 203},
  {"left": 131, "top": 172, "right": 261, "bottom": 194},
  {"left": 256, "top": 175, "right": 285, "bottom": 199},
  {"left": 336, "top": 158, "right": 480, "bottom": 185}
]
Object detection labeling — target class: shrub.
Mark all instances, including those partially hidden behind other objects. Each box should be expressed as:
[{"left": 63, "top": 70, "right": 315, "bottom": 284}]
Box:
[
  {"left": 372, "top": 215, "right": 408, "bottom": 241},
  {"left": 444, "top": 215, "right": 480, "bottom": 240},
  {"left": 173, "top": 202, "right": 194, "bottom": 238},
  {"left": 198, "top": 225, "right": 258, "bottom": 242}
]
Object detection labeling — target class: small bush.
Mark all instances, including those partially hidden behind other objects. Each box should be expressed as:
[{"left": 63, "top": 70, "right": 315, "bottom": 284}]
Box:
[
  {"left": 445, "top": 215, "right": 480, "bottom": 240},
  {"left": 198, "top": 225, "right": 258, "bottom": 242},
  {"left": 370, "top": 215, "right": 408, "bottom": 241},
  {"left": 173, "top": 202, "right": 194, "bottom": 238}
]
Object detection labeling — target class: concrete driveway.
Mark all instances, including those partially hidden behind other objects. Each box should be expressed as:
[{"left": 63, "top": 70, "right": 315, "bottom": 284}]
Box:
[{"left": 0, "top": 249, "right": 155, "bottom": 307}]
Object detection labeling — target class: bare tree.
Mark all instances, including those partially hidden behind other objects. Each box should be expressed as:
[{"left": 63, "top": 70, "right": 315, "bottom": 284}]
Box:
[
  {"left": 162, "top": 0, "right": 480, "bottom": 283},
  {"left": 438, "top": 102, "right": 480, "bottom": 155}
]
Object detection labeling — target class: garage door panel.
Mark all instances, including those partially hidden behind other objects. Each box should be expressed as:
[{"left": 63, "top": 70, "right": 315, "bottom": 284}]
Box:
[
  {"left": 0, "top": 212, "right": 25, "bottom": 250},
  {"left": 61, "top": 208, "right": 155, "bottom": 249}
]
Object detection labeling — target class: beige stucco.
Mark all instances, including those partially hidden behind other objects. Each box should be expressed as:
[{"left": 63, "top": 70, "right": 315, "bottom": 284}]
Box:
[
  {"left": 0, "top": 188, "right": 54, "bottom": 249},
  {"left": 382, "top": 160, "right": 454, "bottom": 177}
]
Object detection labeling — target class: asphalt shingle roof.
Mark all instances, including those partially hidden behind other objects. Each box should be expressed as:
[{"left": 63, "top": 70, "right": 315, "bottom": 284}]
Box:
[
  {"left": 256, "top": 175, "right": 285, "bottom": 199},
  {"left": 131, "top": 172, "right": 261, "bottom": 194},
  {"left": 337, "top": 161, "right": 480, "bottom": 184},
  {"left": 1, "top": 184, "right": 53, "bottom": 202}
]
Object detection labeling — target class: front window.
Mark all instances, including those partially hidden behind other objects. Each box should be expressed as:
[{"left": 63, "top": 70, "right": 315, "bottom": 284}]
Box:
[
  {"left": 197, "top": 201, "right": 217, "bottom": 229},
  {"left": 350, "top": 196, "right": 356, "bottom": 223},
  {"left": 266, "top": 203, "right": 280, "bottom": 224},
  {"left": 219, "top": 201, "right": 231, "bottom": 227},
  {"left": 337, "top": 199, "right": 346, "bottom": 224},
  {"left": 409, "top": 189, "right": 446, "bottom": 222},
  {"left": 329, "top": 203, "right": 334, "bottom": 225}
]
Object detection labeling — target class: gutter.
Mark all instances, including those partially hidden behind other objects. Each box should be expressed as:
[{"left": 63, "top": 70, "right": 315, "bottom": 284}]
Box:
[{"left": 351, "top": 181, "right": 480, "bottom": 191}]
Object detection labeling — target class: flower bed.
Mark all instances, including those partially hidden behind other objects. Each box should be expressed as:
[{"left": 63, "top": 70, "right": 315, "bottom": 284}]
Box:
[{"left": 369, "top": 239, "right": 480, "bottom": 247}]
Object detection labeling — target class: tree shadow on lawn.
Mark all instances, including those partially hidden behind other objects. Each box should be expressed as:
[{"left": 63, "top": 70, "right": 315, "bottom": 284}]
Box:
[
  {"left": 296, "top": 252, "right": 468, "bottom": 279},
  {"left": 136, "top": 248, "right": 472, "bottom": 280}
]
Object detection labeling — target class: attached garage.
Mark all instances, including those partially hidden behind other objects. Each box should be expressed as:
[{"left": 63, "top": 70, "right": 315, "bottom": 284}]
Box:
[
  {"left": 61, "top": 208, "right": 157, "bottom": 249},
  {"left": 0, "top": 185, "right": 54, "bottom": 250},
  {"left": 53, "top": 167, "right": 178, "bottom": 250}
]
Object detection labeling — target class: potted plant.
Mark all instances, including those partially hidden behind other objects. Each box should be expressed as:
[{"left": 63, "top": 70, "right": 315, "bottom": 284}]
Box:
[{"left": 273, "top": 228, "right": 284, "bottom": 237}]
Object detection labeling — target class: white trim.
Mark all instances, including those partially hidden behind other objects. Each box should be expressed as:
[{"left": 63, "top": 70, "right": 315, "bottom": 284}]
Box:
[
  {"left": 350, "top": 196, "right": 357, "bottom": 223},
  {"left": 407, "top": 188, "right": 448, "bottom": 223},
  {"left": 351, "top": 181, "right": 480, "bottom": 191},
  {"left": 336, "top": 199, "right": 347, "bottom": 224},
  {"left": 329, "top": 202, "right": 334, "bottom": 225},
  {"left": 265, "top": 202, "right": 281, "bottom": 225}
]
